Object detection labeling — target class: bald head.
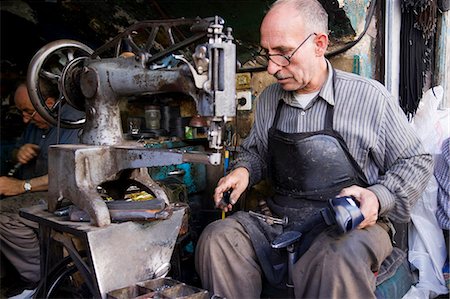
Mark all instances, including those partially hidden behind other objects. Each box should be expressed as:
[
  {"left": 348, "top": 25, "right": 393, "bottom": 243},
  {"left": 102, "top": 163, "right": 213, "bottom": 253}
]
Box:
[
  {"left": 14, "top": 84, "right": 32, "bottom": 111},
  {"left": 266, "top": 0, "right": 328, "bottom": 35}
]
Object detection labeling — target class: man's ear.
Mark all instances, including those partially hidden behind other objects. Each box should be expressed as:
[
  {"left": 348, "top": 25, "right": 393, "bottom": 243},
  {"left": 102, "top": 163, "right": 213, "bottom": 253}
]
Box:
[
  {"left": 314, "top": 33, "right": 329, "bottom": 56},
  {"left": 44, "top": 97, "right": 56, "bottom": 109}
]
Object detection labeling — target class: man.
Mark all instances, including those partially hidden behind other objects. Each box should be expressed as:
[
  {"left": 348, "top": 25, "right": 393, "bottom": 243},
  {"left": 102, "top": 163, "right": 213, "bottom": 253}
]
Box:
[
  {"left": 0, "top": 83, "right": 83, "bottom": 298},
  {"left": 195, "top": 0, "right": 433, "bottom": 298}
]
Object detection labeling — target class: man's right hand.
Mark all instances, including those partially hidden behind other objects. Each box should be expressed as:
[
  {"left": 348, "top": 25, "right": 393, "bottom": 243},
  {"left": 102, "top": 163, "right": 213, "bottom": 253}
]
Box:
[
  {"left": 16, "top": 144, "right": 40, "bottom": 164},
  {"left": 213, "top": 167, "right": 250, "bottom": 212}
]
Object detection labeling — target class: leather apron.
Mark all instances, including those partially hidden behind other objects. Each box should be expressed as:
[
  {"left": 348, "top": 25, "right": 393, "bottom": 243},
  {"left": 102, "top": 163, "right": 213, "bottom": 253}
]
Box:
[
  {"left": 266, "top": 99, "right": 369, "bottom": 226},
  {"left": 232, "top": 79, "right": 370, "bottom": 287}
]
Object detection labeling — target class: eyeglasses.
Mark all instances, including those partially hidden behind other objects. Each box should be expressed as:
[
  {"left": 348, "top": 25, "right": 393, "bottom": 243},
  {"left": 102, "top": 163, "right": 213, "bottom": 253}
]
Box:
[{"left": 257, "top": 33, "right": 317, "bottom": 67}]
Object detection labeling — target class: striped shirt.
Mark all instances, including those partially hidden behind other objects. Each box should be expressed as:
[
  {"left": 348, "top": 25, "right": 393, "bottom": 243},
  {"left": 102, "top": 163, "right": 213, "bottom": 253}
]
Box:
[
  {"left": 233, "top": 60, "right": 433, "bottom": 223},
  {"left": 435, "top": 138, "right": 450, "bottom": 229}
]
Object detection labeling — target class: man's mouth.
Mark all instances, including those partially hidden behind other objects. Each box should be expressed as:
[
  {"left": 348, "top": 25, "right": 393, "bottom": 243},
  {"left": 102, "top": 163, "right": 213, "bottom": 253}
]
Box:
[
  {"left": 277, "top": 76, "right": 291, "bottom": 82},
  {"left": 275, "top": 73, "right": 291, "bottom": 81}
]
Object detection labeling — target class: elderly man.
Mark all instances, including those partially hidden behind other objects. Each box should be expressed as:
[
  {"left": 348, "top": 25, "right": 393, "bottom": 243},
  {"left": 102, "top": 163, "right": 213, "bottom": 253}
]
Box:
[
  {"left": 0, "top": 83, "right": 83, "bottom": 298},
  {"left": 195, "top": 0, "right": 433, "bottom": 298}
]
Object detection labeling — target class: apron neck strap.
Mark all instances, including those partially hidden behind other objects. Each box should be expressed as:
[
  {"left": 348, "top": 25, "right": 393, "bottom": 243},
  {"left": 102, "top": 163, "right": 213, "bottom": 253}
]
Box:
[{"left": 273, "top": 99, "right": 285, "bottom": 127}]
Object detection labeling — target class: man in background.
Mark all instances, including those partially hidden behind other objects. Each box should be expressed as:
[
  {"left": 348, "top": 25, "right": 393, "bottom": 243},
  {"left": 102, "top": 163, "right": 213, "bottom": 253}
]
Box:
[{"left": 0, "top": 82, "right": 83, "bottom": 298}]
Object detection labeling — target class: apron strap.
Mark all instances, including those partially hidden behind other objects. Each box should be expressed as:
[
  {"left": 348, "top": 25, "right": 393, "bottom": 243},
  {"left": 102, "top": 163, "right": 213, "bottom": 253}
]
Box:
[
  {"left": 324, "top": 103, "right": 333, "bottom": 130},
  {"left": 272, "top": 99, "right": 285, "bottom": 130}
]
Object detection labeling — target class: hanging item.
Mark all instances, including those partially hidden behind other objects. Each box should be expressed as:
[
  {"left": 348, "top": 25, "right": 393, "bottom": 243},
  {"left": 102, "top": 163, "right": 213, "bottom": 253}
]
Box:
[{"left": 399, "top": 0, "right": 437, "bottom": 118}]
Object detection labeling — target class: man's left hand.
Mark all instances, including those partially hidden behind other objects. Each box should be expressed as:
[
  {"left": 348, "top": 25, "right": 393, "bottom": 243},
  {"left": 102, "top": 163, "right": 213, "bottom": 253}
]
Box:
[
  {"left": 0, "top": 176, "right": 26, "bottom": 196},
  {"left": 338, "top": 185, "right": 379, "bottom": 229}
]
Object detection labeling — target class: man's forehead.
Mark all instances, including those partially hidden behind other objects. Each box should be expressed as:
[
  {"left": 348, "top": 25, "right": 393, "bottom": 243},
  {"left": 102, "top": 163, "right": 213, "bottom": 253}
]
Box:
[
  {"left": 14, "top": 88, "right": 32, "bottom": 107},
  {"left": 260, "top": 29, "right": 302, "bottom": 49},
  {"left": 261, "top": 12, "right": 304, "bottom": 48}
]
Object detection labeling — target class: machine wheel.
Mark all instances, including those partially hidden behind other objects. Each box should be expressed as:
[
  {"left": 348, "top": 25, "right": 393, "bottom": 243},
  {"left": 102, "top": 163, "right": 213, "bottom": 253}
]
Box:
[
  {"left": 35, "top": 254, "right": 94, "bottom": 299},
  {"left": 26, "top": 40, "right": 93, "bottom": 128}
]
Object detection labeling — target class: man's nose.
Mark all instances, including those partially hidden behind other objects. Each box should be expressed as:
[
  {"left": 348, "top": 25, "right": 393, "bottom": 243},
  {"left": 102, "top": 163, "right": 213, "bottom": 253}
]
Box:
[{"left": 266, "top": 59, "right": 282, "bottom": 75}]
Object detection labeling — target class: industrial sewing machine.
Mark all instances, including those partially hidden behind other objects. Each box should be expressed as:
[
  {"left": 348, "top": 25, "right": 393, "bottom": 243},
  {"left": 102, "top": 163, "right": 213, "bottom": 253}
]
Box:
[
  {"left": 22, "top": 16, "right": 236, "bottom": 298},
  {"left": 27, "top": 16, "right": 235, "bottom": 226}
]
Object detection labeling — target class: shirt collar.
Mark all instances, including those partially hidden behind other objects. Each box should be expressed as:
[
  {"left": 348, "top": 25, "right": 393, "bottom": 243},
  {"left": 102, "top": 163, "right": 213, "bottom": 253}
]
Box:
[{"left": 318, "top": 60, "right": 335, "bottom": 106}]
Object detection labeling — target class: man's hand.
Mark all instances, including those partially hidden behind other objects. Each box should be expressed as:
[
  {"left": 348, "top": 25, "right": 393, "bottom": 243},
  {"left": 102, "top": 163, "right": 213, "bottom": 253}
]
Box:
[
  {"left": 338, "top": 185, "right": 379, "bottom": 229},
  {"left": 0, "top": 177, "right": 26, "bottom": 196},
  {"left": 0, "top": 175, "right": 48, "bottom": 197},
  {"left": 16, "top": 144, "right": 40, "bottom": 164},
  {"left": 213, "top": 167, "right": 250, "bottom": 212}
]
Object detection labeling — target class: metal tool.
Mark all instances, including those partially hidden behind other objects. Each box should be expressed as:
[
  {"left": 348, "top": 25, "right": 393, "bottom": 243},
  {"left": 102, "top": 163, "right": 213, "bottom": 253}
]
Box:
[
  {"left": 221, "top": 151, "right": 230, "bottom": 219},
  {"left": 249, "top": 210, "right": 288, "bottom": 226},
  {"left": 68, "top": 205, "right": 173, "bottom": 222},
  {"left": 219, "top": 189, "right": 232, "bottom": 209}
]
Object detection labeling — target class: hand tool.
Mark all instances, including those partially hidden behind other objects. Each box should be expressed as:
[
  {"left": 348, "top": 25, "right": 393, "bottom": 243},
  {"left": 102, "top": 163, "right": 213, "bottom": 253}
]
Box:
[
  {"left": 221, "top": 149, "right": 230, "bottom": 219},
  {"left": 249, "top": 210, "right": 288, "bottom": 226},
  {"left": 7, "top": 162, "right": 22, "bottom": 177}
]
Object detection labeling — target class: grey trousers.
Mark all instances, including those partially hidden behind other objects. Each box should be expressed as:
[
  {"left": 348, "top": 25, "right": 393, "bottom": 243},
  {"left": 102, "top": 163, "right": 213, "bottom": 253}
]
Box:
[
  {"left": 195, "top": 217, "right": 392, "bottom": 299},
  {"left": 0, "top": 192, "right": 46, "bottom": 283}
]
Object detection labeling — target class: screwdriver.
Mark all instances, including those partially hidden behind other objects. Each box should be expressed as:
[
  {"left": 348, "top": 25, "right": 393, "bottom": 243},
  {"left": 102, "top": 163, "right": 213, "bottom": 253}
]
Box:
[
  {"left": 7, "top": 162, "right": 22, "bottom": 177},
  {"left": 221, "top": 150, "right": 230, "bottom": 219}
]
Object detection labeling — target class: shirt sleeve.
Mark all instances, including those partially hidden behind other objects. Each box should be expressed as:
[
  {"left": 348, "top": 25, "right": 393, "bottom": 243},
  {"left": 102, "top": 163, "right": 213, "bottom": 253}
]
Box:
[
  {"left": 435, "top": 138, "right": 450, "bottom": 229},
  {"left": 367, "top": 94, "right": 434, "bottom": 223},
  {"left": 231, "top": 86, "right": 278, "bottom": 187}
]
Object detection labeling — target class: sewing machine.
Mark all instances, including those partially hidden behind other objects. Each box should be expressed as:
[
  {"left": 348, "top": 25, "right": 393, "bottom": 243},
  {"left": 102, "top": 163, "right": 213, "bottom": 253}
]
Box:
[
  {"left": 26, "top": 16, "right": 236, "bottom": 227},
  {"left": 22, "top": 16, "right": 236, "bottom": 298}
]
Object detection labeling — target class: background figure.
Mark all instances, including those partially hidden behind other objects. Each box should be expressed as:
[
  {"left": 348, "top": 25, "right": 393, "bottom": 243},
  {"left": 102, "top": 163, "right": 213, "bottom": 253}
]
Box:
[
  {"left": 435, "top": 137, "right": 450, "bottom": 291},
  {"left": 0, "top": 83, "right": 83, "bottom": 298},
  {"left": 435, "top": 137, "right": 450, "bottom": 230}
]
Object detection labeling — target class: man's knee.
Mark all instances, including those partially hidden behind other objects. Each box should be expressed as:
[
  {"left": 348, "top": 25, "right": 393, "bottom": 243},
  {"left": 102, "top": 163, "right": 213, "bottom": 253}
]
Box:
[{"left": 297, "top": 225, "right": 392, "bottom": 269}]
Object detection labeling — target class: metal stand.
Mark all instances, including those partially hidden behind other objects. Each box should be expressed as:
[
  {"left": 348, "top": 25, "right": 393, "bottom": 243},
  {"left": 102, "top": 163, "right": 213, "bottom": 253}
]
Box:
[
  {"left": 20, "top": 204, "right": 185, "bottom": 299},
  {"left": 271, "top": 230, "right": 303, "bottom": 297}
]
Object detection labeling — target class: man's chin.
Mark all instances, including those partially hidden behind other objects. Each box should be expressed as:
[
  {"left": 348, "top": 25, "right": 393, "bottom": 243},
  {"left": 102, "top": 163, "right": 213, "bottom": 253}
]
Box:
[{"left": 278, "top": 82, "right": 298, "bottom": 92}]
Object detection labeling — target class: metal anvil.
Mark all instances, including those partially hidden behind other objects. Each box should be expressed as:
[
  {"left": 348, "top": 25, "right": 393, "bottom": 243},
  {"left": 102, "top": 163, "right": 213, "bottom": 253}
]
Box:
[{"left": 48, "top": 145, "right": 221, "bottom": 226}]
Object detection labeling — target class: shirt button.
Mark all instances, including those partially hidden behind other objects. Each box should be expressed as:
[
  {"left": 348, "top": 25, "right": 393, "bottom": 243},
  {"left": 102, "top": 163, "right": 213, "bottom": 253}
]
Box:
[{"left": 300, "top": 111, "right": 306, "bottom": 116}]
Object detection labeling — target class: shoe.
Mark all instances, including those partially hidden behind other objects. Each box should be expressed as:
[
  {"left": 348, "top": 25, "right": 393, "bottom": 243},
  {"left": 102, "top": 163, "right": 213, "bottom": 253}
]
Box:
[{"left": 7, "top": 288, "right": 36, "bottom": 299}]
